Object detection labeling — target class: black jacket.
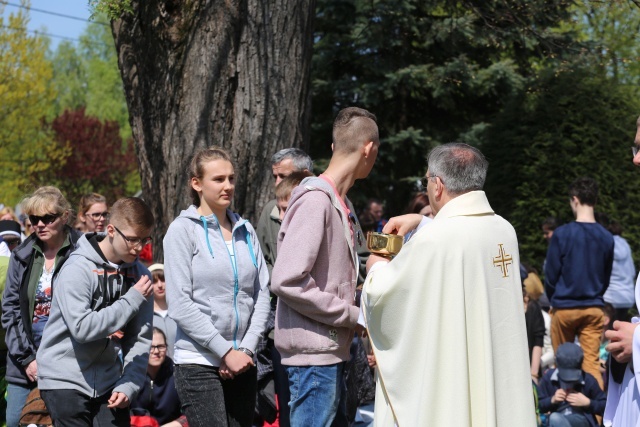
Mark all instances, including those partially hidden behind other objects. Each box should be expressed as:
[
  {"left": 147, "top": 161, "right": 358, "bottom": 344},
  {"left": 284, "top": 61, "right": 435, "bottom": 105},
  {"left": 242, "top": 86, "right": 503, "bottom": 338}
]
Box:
[
  {"left": 1, "top": 226, "right": 81, "bottom": 385},
  {"left": 132, "top": 358, "right": 182, "bottom": 425}
]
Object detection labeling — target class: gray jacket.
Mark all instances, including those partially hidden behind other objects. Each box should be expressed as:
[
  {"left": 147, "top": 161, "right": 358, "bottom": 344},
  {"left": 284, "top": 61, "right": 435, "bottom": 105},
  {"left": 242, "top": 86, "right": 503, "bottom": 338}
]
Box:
[
  {"left": 164, "top": 206, "right": 270, "bottom": 366},
  {"left": 1, "top": 227, "right": 81, "bottom": 386},
  {"left": 36, "top": 233, "right": 153, "bottom": 400}
]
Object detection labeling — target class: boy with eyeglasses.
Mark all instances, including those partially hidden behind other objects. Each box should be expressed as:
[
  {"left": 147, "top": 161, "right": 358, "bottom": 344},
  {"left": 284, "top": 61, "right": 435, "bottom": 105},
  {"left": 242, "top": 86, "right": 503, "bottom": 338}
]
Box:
[{"left": 36, "top": 197, "right": 155, "bottom": 427}]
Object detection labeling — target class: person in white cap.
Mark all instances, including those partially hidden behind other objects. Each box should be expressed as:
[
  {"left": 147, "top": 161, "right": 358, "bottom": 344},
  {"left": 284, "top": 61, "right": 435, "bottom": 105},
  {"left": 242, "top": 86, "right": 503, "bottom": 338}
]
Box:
[{"left": 0, "top": 220, "right": 22, "bottom": 257}]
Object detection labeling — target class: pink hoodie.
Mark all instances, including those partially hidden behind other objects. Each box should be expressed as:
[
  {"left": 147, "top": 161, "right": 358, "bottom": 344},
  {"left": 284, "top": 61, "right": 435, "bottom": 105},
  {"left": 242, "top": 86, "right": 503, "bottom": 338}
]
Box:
[{"left": 271, "top": 176, "right": 360, "bottom": 366}]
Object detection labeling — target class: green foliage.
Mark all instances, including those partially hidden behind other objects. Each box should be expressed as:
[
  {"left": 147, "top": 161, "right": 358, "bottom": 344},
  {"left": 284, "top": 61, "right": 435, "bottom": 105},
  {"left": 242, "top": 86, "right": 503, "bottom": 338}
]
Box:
[
  {"left": 311, "top": 0, "right": 580, "bottom": 213},
  {"left": 483, "top": 67, "right": 640, "bottom": 270},
  {"left": 49, "top": 18, "right": 131, "bottom": 140},
  {"left": 88, "top": 0, "right": 133, "bottom": 21},
  {"left": 564, "top": 0, "right": 640, "bottom": 88},
  {"left": 0, "top": 4, "right": 68, "bottom": 205}
]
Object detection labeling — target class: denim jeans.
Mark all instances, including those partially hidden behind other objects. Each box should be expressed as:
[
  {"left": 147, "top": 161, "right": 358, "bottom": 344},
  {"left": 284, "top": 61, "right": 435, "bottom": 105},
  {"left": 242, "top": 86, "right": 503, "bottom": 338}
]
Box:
[
  {"left": 39, "top": 389, "right": 129, "bottom": 427},
  {"left": 286, "top": 363, "right": 348, "bottom": 427},
  {"left": 548, "top": 412, "right": 590, "bottom": 427},
  {"left": 6, "top": 382, "right": 33, "bottom": 427},
  {"left": 174, "top": 364, "right": 257, "bottom": 427}
]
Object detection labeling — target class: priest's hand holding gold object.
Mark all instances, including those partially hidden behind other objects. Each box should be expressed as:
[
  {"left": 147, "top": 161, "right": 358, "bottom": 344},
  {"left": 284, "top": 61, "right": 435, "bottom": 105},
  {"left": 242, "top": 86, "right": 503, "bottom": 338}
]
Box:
[{"left": 366, "top": 232, "right": 403, "bottom": 258}]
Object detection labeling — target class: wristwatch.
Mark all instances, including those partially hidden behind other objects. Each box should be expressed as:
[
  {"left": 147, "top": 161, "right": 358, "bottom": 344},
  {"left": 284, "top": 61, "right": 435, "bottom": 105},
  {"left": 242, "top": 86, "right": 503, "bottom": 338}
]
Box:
[{"left": 238, "top": 347, "right": 254, "bottom": 358}]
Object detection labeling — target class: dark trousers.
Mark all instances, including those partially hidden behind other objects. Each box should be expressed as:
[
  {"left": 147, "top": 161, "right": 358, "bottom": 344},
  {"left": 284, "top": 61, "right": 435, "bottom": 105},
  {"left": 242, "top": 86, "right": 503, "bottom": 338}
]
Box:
[
  {"left": 175, "top": 364, "right": 257, "bottom": 427},
  {"left": 271, "top": 347, "right": 291, "bottom": 427},
  {"left": 40, "top": 389, "right": 129, "bottom": 427}
]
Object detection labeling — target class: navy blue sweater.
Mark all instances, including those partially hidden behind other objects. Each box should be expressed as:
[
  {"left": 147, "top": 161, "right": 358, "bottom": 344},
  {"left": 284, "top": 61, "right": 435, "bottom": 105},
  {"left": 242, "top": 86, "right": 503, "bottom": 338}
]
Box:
[
  {"left": 537, "top": 368, "right": 606, "bottom": 427},
  {"left": 132, "top": 358, "right": 182, "bottom": 425},
  {"left": 544, "top": 222, "right": 613, "bottom": 308}
]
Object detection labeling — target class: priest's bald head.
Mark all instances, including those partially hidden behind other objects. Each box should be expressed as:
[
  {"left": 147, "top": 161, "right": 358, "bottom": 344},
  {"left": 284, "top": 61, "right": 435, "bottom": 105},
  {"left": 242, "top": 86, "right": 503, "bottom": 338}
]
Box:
[{"left": 424, "top": 143, "right": 488, "bottom": 215}]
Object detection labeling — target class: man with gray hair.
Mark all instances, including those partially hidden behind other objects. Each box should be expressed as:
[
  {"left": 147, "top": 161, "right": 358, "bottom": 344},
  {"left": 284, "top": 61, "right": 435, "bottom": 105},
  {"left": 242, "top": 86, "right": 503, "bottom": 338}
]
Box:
[
  {"left": 361, "top": 143, "right": 536, "bottom": 426},
  {"left": 257, "top": 148, "right": 313, "bottom": 273}
]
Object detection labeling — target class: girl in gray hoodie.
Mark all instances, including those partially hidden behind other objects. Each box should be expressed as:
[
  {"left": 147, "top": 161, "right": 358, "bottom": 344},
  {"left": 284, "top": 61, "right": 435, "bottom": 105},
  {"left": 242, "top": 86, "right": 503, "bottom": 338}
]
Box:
[{"left": 164, "top": 147, "right": 270, "bottom": 427}]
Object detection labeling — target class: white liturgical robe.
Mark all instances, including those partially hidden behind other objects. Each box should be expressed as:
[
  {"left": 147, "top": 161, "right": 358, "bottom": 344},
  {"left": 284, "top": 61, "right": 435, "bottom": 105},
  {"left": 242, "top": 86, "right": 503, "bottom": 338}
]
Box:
[{"left": 363, "top": 191, "right": 536, "bottom": 426}]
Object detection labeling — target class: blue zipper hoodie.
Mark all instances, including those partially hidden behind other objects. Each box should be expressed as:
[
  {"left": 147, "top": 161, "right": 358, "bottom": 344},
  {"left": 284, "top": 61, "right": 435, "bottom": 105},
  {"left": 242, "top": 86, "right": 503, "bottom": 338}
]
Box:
[{"left": 164, "top": 206, "right": 270, "bottom": 366}]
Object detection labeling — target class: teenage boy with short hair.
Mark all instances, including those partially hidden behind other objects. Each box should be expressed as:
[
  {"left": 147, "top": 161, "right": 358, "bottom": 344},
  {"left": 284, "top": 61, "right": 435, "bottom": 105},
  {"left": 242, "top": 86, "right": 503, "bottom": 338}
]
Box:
[
  {"left": 37, "top": 197, "right": 155, "bottom": 427},
  {"left": 545, "top": 177, "right": 614, "bottom": 390}
]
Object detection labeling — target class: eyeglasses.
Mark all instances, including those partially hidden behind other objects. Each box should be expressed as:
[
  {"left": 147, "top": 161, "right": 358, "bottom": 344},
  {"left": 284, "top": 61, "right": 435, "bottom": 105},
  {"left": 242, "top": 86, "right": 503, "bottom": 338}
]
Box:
[
  {"left": 87, "top": 211, "right": 109, "bottom": 220},
  {"left": 29, "top": 213, "right": 61, "bottom": 226},
  {"left": 113, "top": 226, "right": 153, "bottom": 248},
  {"left": 420, "top": 175, "right": 440, "bottom": 188},
  {"left": 633, "top": 145, "right": 640, "bottom": 157},
  {"left": 150, "top": 344, "right": 167, "bottom": 353}
]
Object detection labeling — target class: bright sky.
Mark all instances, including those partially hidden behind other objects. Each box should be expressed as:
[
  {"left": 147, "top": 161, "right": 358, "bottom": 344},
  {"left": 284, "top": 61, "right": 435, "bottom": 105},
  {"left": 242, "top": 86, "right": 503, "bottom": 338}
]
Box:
[{"left": 1, "top": 0, "right": 95, "bottom": 51}]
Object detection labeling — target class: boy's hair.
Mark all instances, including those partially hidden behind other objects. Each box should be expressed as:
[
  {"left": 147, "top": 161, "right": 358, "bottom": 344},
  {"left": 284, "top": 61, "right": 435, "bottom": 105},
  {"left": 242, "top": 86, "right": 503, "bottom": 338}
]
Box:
[
  {"left": 110, "top": 197, "right": 154, "bottom": 230},
  {"left": 78, "top": 193, "right": 107, "bottom": 215},
  {"left": 275, "top": 170, "right": 313, "bottom": 201},
  {"left": 21, "top": 186, "right": 71, "bottom": 217},
  {"left": 188, "top": 147, "right": 233, "bottom": 207},
  {"left": 568, "top": 177, "right": 598, "bottom": 206},
  {"left": 332, "top": 107, "right": 378, "bottom": 154}
]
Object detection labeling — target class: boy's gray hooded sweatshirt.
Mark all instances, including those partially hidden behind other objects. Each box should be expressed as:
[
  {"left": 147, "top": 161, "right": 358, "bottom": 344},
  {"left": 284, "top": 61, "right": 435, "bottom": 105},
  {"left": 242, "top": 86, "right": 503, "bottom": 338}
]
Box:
[
  {"left": 163, "top": 207, "right": 270, "bottom": 366},
  {"left": 36, "top": 233, "right": 153, "bottom": 400}
]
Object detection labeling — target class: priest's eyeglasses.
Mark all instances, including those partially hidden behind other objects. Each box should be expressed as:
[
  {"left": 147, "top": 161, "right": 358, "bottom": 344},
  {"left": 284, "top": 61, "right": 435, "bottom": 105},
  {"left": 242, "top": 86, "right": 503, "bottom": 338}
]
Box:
[
  {"left": 420, "top": 175, "right": 440, "bottom": 188},
  {"left": 633, "top": 145, "right": 640, "bottom": 157}
]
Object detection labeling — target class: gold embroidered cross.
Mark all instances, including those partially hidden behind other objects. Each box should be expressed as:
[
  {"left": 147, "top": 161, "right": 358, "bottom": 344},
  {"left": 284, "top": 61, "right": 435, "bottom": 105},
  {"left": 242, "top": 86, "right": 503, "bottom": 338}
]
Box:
[{"left": 493, "top": 244, "right": 513, "bottom": 278}]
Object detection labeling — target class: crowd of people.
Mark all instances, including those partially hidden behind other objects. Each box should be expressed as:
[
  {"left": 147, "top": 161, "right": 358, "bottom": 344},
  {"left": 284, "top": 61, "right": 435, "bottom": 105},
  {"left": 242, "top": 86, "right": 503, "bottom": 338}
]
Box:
[{"left": 0, "top": 108, "right": 638, "bottom": 427}]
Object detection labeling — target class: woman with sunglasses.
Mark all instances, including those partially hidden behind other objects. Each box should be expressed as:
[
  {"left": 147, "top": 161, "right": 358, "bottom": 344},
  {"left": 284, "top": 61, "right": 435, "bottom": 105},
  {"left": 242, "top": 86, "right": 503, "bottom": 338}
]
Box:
[
  {"left": 0, "top": 186, "right": 81, "bottom": 427},
  {"left": 76, "top": 193, "right": 109, "bottom": 232}
]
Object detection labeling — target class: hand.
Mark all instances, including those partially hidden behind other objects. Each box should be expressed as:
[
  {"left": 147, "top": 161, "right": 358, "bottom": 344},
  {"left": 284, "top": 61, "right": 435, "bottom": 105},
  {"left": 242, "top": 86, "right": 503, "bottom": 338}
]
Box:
[
  {"left": 222, "top": 349, "right": 254, "bottom": 375},
  {"left": 551, "top": 388, "right": 567, "bottom": 404},
  {"left": 25, "top": 360, "right": 37, "bottom": 382},
  {"left": 606, "top": 321, "right": 639, "bottom": 363},
  {"left": 566, "top": 391, "right": 590, "bottom": 407},
  {"left": 366, "top": 254, "right": 389, "bottom": 273},
  {"left": 219, "top": 360, "right": 234, "bottom": 380},
  {"left": 107, "top": 392, "right": 130, "bottom": 409},
  {"left": 132, "top": 275, "right": 153, "bottom": 298},
  {"left": 382, "top": 214, "right": 424, "bottom": 236},
  {"left": 531, "top": 375, "right": 539, "bottom": 386},
  {"left": 367, "top": 354, "right": 377, "bottom": 368}
]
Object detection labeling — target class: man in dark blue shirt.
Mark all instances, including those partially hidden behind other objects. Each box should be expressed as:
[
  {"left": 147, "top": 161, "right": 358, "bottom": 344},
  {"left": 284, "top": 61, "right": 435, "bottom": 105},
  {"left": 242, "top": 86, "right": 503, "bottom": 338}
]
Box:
[{"left": 545, "top": 177, "right": 614, "bottom": 390}]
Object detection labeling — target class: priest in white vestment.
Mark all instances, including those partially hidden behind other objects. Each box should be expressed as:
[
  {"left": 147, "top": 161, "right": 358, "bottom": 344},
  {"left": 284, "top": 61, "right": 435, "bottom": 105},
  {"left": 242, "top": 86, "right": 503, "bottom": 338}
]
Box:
[
  {"left": 603, "top": 115, "right": 640, "bottom": 426},
  {"left": 362, "top": 143, "right": 536, "bottom": 426}
]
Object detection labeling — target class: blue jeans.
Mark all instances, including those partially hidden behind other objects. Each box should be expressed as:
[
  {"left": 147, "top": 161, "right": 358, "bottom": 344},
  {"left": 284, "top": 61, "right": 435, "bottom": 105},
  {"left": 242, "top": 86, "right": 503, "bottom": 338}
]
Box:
[
  {"left": 548, "top": 412, "right": 590, "bottom": 427},
  {"left": 286, "top": 363, "right": 348, "bottom": 427},
  {"left": 6, "top": 383, "right": 34, "bottom": 427}
]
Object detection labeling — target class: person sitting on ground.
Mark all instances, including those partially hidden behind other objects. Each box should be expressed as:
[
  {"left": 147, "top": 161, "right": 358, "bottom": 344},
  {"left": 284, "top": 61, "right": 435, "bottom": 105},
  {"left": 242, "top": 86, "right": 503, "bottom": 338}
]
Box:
[
  {"left": 132, "top": 328, "right": 187, "bottom": 427},
  {"left": 149, "top": 263, "right": 177, "bottom": 359},
  {"left": 538, "top": 343, "right": 606, "bottom": 427}
]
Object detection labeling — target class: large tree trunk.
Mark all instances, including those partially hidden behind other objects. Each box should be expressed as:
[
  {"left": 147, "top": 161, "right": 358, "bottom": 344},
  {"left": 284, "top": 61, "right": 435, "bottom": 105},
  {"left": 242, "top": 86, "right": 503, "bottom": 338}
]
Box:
[{"left": 111, "top": 0, "right": 316, "bottom": 261}]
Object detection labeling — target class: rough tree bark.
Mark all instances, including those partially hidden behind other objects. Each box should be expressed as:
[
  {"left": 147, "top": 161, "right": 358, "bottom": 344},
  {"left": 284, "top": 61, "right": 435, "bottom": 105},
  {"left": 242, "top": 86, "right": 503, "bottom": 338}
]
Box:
[{"left": 111, "top": 0, "right": 316, "bottom": 260}]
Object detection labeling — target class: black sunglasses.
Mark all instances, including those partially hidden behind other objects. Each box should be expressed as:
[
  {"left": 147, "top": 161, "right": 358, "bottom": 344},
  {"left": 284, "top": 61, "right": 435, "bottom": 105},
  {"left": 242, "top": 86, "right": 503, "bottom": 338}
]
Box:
[{"left": 29, "top": 213, "right": 61, "bottom": 226}]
